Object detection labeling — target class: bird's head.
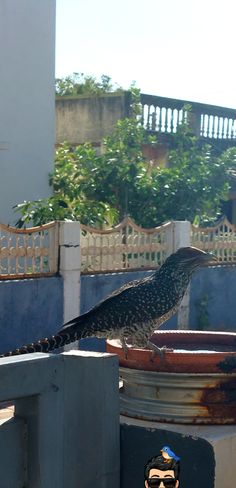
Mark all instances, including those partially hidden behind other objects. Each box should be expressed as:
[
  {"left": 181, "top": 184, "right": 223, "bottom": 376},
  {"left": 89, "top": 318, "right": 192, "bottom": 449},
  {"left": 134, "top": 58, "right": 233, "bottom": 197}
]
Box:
[
  {"left": 165, "top": 246, "right": 217, "bottom": 275},
  {"left": 161, "top": 446, "right": 171, "bottom": 455}
]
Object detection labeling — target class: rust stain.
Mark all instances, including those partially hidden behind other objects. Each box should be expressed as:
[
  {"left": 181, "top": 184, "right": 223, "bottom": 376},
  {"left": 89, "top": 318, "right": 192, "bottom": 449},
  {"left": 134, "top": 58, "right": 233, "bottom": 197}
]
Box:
[
  {"left": 200, "top": 377, "right": 236, "bottom": 421},
  {"left": 217, "top": 355, "right": 236, "bottom": 373}
]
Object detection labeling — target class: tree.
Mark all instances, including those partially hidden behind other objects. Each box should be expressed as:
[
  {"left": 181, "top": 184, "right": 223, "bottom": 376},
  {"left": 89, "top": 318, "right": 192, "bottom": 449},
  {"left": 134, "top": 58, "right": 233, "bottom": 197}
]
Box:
[
  {"left": 14, "top": 93, "right": 236, "bottom": 228},
  {"left": 55, "top": 73, "right": 123, "bottom": 97}
]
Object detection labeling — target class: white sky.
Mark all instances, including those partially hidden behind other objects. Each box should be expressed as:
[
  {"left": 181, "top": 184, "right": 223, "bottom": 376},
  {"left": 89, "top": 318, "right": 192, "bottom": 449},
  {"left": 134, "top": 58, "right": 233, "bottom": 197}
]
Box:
[{"left": 56, "top": 0, "right": 236, "bottom": 108}]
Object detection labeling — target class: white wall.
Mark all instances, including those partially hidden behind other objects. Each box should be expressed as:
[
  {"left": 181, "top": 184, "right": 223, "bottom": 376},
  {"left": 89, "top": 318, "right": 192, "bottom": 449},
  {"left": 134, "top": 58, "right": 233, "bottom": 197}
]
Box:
[{"left": 0, "top": 0, "right": 56, "bottom": 224}]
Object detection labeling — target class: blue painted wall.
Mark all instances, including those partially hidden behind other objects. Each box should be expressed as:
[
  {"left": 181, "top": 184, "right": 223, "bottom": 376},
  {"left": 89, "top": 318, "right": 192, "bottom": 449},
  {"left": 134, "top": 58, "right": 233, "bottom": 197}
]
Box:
[
  {"left": 81, "top": 265, "right": 236, "bottom": 333},
  {"left": 190, "top": 265, "right": 236, "bottom": 331},
  {"left": 0, "top": 277, "right": 63, "bottom": 354},
  {"left": 0, "top": 265, "right": 235, "bottom": 355}
]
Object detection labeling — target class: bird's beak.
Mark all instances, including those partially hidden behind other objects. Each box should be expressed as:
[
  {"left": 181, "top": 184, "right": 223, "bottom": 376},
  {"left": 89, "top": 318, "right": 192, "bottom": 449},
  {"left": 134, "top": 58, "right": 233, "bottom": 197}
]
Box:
[
  {"left": 187, "top": 249, "right": 218, "bottom": 265},
  {"left": 200, "top": 252, "right": 218, "bottom": 264}
]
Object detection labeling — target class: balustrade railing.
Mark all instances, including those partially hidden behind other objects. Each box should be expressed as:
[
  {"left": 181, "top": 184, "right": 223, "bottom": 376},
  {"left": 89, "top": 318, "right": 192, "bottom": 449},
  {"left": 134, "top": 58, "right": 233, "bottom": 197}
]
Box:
[
  {"left": 140, "top": 94, "right": 236, "bottom": 141},
  {"left": 0, "top": 221, "right": 59, "bottom": 278}
]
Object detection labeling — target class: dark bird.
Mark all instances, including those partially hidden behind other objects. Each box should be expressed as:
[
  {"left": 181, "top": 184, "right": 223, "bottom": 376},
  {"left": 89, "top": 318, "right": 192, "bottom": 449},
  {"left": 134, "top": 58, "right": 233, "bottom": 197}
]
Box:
[{"left": 1, "top": 247, "right": 216, "bottom": 358}]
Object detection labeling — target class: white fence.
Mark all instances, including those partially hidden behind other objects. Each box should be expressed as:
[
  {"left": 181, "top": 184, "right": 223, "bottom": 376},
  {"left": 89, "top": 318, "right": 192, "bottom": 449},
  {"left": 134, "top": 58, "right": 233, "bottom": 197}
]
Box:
[
  {"left": 0, "top": 222, "right": 59, "bottom": 279},
  {"left": 1, "top": 217, "right": 236, "bottom": 278},
  {"left": 191, "top": 216, "right": 236, "bottom": 263},
  {"left": 81, "top": 216, "right": 236, "bottom": 273},
  {"left": 80, "top": 217, "right": 172, "bottom": 272}
]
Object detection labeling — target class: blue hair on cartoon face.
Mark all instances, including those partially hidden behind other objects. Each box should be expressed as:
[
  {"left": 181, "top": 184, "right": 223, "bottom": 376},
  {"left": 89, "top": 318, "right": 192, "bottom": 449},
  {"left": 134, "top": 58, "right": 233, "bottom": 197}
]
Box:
[{"left": 161, "top": 446, "right": 180, "bottom": 462}]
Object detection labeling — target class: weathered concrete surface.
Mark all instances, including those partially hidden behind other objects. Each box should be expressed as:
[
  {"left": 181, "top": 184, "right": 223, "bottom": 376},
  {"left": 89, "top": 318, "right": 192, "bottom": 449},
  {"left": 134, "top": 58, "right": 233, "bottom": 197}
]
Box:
[{"left": 56, "top": 92, "right": 131, "bottom": 145}]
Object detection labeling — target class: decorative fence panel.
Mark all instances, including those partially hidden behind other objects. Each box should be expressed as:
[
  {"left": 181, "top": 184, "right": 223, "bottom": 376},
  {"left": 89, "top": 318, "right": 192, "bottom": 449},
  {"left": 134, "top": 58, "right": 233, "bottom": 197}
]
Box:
[
  {"left": 80, "top": 217, "right": 172, "bottom": 273},
  {"left": 2, "top": 217, "right": 236, "bottom": 279},
  {"left": 0, "top": 222, "right": 59, "bottom": 279},
  {"left": 191, "top": 217, "right": 236, "bottom": 263}
]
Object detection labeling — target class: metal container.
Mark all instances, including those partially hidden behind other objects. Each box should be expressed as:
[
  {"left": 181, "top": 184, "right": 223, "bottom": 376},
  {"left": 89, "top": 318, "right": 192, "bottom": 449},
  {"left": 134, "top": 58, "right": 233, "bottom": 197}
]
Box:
[
  {"left": 107, "top": 331, "right": 236, "bottom": 424},
  {"left": 119, "top": 367, "right": 236, "bottom": 424}
]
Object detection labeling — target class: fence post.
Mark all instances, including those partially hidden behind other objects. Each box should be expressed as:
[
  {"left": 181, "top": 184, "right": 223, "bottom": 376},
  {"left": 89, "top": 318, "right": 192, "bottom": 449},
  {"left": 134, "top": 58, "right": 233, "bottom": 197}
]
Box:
[
  {"left": 59, "top": 221, "right": 81, "bottom": 324},
  {"left": 172, "top": 221, "right": 191, "bottom": 329},
  {"left": 62, "top": 351, "right": 120, "bottom": 488}
]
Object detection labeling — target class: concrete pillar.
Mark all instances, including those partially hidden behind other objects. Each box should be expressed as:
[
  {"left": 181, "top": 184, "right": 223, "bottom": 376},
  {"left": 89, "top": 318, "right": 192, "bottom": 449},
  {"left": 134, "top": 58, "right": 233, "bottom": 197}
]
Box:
[
  {"left": 59, "top": 221, "right": 81, "bottom": 323},
  {"left": 172, "top": 220, "right": 191, "bottom": 251},
  {"left": 172, "top": 221, "right": 191, "bottom": 329},
  {"left": 62, "top": 351, "right": 120, "bottom": 488}
]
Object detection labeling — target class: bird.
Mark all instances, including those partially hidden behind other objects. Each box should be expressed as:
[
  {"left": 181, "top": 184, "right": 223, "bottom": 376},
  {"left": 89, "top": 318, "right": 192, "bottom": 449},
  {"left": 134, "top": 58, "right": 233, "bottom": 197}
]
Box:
[
  {"left": 1, "top": 246, "right": 216, "bottom": 358},
  {"left": 161, "top": 446, "right": 180, "bottom": 463}
]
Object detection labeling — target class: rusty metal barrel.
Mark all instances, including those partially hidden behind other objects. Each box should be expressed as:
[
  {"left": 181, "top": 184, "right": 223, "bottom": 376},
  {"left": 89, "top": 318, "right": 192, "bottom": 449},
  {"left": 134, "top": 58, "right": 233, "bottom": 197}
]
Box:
[{"left": 107, "top": 331, "right": 236, "bottom": 424}]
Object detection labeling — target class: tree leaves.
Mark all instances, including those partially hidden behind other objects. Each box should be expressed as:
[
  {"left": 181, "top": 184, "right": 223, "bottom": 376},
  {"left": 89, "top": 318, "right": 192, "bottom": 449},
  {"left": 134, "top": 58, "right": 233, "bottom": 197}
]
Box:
[{"left": 14, "top": 93, "right": 236, "bottom": 228}]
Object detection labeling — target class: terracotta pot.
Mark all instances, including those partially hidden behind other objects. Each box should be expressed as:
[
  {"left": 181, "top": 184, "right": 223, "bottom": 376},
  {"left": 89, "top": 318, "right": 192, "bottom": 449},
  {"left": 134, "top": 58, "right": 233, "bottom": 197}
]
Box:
[{"left": 106, "top": 330, "right": 236, "bottom": 374}]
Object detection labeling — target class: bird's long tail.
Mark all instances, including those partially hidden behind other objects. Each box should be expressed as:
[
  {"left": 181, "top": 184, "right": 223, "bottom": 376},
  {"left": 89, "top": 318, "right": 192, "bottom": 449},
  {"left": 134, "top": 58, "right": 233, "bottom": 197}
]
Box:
[{"left": 0, "top": 315, "right": 90, "bottom": 358}]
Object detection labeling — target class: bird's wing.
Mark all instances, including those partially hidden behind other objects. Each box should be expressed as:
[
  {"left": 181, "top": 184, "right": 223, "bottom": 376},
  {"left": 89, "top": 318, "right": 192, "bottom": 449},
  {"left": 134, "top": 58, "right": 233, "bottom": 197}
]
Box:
[
  {"left": 58, "top": 274, "right": 155, "bottom": 332},
  {"left": 93, "top": 274, "right": 152, "bottom": 306}
]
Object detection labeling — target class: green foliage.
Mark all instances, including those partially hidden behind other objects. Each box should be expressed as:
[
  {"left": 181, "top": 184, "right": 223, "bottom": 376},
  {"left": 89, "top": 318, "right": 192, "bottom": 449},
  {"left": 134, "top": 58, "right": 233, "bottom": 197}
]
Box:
[
  {"left": 55, "top": 73, "right": 123, "bottom": 97},
  {"left": 15, "top": 93, "right": 236, "bottom": 228},
  {"left": 142, "top": 122, "right": 233, "bottom": 226}
]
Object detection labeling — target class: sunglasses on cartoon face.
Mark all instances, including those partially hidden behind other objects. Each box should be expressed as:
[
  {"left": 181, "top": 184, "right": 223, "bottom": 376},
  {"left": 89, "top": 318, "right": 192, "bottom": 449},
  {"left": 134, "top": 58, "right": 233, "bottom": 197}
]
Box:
[{"left": 147, "top": 478, "right": 176, "bottom": 488}]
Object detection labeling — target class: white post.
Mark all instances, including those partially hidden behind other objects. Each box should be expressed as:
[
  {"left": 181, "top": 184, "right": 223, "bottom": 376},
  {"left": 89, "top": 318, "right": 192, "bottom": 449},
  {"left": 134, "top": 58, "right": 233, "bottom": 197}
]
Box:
[
  {"left": 172, "top": 220, "right": 191, "bottom": 251},
  {"left": 59, "top": 221, "right": 81, "bottom": 324},
  {"left": 172, "top": 221, "right": 191, "bottom": 330}
]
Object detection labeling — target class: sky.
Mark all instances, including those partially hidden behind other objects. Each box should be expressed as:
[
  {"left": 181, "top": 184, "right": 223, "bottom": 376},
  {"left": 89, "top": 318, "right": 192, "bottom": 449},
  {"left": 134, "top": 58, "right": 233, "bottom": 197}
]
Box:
[{"left": 55, "top": 0, "right": 236, "bottom": 109}]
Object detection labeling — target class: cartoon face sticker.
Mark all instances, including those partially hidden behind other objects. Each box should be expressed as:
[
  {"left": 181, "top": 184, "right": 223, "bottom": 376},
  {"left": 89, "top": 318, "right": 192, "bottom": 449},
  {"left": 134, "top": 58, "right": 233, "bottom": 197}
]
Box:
[{"left": 144, "top": 447, "right": 180, "bottom": 488}]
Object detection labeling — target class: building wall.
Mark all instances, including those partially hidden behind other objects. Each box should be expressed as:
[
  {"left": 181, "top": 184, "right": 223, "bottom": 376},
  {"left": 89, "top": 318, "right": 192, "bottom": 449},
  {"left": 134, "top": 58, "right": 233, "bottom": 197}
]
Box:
[
  {"left": 0, "top": 0, "right": 56, "bottom": 224},
  {"left": 0, "top": 276, "right": 63, "bottom": 354},
  {"left": 190, "top": 264, "right": 236, "bottom": 331},
  {"left": 56, "top": 92, "right": 131, "bottom": 146}
]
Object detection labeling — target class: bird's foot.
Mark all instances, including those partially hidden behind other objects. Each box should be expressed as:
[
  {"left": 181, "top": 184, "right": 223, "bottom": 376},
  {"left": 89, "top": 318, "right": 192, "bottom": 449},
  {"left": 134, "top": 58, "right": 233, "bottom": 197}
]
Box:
[
  {"left": 147, "top": 341, "right": 174, "bottom": 363},
  {"left": 120, "top": 338, "right": 130, "bottom": 359}
]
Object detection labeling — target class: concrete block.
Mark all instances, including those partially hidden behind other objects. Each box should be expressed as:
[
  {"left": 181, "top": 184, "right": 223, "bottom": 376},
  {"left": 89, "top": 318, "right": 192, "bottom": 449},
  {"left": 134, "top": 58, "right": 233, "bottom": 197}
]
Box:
[
  {"left": 120, "top": 416, "right": 236, "bottom": 488},
  {"left": 62, "top": 351, "right": 120, "bottom": 488},
  {"left": 0, "top": 417, "right": 26, "bottom": 488},
  {"left": 0, "top": 351, "right": 120, "bottom": 488}
]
